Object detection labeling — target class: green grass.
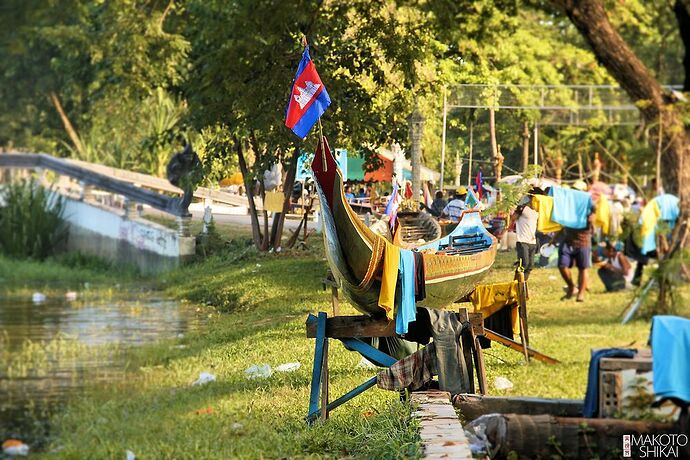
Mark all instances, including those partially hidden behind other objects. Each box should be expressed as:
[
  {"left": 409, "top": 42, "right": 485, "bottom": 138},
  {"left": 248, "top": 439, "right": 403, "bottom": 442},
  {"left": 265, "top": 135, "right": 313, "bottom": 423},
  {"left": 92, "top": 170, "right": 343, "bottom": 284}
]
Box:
[
  {"left": 5, "top": 233, "right": 688, "bottom": 458},
  {"left": 0, "top": 254, "right": 142, "bottom": 298},
  {"left": 33, "top": 239, "right": 421, "bottom": 459}
]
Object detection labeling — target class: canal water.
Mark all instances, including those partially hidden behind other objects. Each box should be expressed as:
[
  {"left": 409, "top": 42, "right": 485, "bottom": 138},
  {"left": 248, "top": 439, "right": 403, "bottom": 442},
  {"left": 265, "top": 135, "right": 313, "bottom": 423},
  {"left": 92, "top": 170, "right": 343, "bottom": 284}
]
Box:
[{"left": 0, "top": 291, "right": 202, "bottom": 450}]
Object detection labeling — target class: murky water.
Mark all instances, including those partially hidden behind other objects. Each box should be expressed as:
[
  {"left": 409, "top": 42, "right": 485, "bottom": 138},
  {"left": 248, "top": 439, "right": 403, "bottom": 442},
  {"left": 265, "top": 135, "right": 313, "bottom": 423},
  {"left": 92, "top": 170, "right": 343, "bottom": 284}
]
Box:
[{"left": 0, "top": 292, "right": 202, "bottom": 449}]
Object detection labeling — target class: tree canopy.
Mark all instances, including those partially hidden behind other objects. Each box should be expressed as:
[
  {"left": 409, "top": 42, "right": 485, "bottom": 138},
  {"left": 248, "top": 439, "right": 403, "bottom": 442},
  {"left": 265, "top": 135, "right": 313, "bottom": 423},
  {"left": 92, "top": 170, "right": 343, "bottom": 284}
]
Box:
[{"left": 0, "top": 0, "right": 686, "bottom": 190}]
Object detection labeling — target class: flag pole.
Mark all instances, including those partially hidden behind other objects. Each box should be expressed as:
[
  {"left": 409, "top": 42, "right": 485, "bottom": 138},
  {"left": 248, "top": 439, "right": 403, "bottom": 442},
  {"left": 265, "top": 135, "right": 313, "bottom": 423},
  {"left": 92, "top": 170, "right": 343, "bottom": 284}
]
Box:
[
  {"left": 301, "top": 34, "right": 326, "bottom": 172},
  {"left": 318, "top": 117, "right": 327, "bottom": 172}
]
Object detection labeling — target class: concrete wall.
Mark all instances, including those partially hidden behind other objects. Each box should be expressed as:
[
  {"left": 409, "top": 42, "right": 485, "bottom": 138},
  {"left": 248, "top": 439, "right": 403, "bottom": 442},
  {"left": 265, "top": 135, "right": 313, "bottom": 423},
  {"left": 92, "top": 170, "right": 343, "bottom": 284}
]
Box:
[{"left": 62, "top": 198, "right": 195, "bottom": 274}]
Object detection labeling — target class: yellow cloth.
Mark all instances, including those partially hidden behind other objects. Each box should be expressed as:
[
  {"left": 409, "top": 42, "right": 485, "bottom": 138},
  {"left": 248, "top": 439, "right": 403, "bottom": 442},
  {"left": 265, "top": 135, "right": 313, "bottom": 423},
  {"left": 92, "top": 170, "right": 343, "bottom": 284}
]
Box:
[
  {"left": 263, "top": 191, "right": 285, "bottom": 212},
  {"left": 469, "top": 281, "right": 520, "bottom": 335},
  {"left": 531, "top": 195, "right": 562, "bottom": 233},
  {"left": 640, "top": 199, "right": 661, "bottom": 237},
  {"left": 378, "top": 241, "right": 399, "bottom": 320},
  {"left": 593, "top": 196, "right": 610, "bottom": 235}
]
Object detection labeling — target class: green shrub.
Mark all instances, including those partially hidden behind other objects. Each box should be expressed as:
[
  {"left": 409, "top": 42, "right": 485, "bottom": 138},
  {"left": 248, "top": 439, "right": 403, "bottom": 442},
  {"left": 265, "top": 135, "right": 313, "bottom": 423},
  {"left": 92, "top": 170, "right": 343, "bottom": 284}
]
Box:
[{"left": 0, "top": 179, "right": 67, "bottom": 259}]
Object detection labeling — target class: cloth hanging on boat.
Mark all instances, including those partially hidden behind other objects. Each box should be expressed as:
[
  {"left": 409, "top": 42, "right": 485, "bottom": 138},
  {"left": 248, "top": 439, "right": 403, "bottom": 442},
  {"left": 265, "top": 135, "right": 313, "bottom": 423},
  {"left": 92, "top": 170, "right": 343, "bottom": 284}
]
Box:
[
  {"left": 377, "top": 308, "right": 470, "bottom": 395},
  {"left": 548, "top": 186, "right": 593, "bottom": 229},
  {"left": 427, "top": 308, "right": 470, "bottom": 395},
  {"left": 651, "top": 315, "right": 690, "bottom": 405},
  {"left": 378, "top": 241, "right": 399, "bottom": 320},
  {"left": 377, "top": 343, "right": 436, "bottom": 391},
  {"left": 582, "top": 348, "right": 635, "bottom": 417},
  {"left": 531, "top": 195, "right": 562, "bottom": 233},
  {"left": 396, "top": 249, "right": 417, "bottom": 335},
  {"left": 413, "top": 251, "right": 426, "bottom": 302},
  {"left": 593, "top": 196, "right": 610, "bottom": 235},
  {"left": 468, "top": 281, "right": 520, "bottom": 336}
]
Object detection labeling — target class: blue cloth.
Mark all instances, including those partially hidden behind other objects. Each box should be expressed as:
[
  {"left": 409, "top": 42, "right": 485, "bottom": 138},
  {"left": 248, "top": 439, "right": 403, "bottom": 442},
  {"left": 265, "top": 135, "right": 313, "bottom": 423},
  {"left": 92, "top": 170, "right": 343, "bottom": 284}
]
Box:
[
  {"left": 396, "top": 249, "right": 417, "bottom": 335},
  {"left": 548, "top": 186, "right": 593, "bottom": 229},
  {"left": 582, "top": 348, "right": 635, "bottom": 417},
  {"left": 651, "top": 315, "right": 690, "bottom": 404},
  {"left": 656, "top": 194, "right": 680, "bottom": 223}
]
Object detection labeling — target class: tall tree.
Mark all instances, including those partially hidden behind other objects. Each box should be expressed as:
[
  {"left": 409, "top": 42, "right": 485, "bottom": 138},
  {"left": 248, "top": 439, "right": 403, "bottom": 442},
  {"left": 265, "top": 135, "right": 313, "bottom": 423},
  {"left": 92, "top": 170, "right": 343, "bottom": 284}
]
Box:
[
  {"left": 183, "top": 0, "right": 455, "bottom": 250},
  {"left": 551, "top": 0, "right": 690, "bottom": 243}
]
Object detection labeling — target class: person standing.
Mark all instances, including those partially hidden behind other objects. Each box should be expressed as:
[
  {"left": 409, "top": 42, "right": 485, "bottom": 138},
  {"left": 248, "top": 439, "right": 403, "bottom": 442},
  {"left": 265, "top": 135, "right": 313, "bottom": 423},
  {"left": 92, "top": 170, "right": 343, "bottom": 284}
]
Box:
[
  {"left": 557, "top": 211, "right": 594, "bottom": 302},
  {"left": 512, "top": 196, "right": 539, "bottom": 280}
]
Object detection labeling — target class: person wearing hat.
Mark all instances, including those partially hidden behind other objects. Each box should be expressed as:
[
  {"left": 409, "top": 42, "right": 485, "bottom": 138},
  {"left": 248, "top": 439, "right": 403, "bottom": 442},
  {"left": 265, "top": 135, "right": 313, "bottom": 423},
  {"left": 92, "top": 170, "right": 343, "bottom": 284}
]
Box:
[
  {"left": 512, "top": 195, "right": 539, "bottom": 280},
  {"left": 441, "top": 187, "right": 468, "bottom": 222}
]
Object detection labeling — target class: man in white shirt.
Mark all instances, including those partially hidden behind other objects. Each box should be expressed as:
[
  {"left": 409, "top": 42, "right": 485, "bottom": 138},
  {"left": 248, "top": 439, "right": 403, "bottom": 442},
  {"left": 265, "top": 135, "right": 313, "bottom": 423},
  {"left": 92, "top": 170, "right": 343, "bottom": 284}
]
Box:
[
  {"left": 512, "top": 196, "right": 539, "bottom": 280},
  {"left": 441, "top": 187, "right": 468, "bottom": 222}
]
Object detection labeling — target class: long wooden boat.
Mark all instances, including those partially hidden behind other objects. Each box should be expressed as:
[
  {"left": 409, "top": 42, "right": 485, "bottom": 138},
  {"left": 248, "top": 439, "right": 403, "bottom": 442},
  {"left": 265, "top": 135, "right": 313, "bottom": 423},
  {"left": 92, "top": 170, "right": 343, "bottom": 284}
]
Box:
[{"left": 312, "top": 137, "right": 497, "bottom": 315}]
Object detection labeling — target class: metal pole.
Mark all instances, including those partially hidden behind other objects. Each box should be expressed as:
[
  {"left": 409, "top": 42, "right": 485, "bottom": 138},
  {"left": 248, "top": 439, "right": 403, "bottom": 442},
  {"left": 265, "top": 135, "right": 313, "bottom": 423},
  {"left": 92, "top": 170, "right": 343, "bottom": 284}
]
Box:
[
  {"left": 533, "top": 123, "right": 539, "bottom": 166},
  {"left": 467, "top": 120, "right": 474, "bottom": 187},
  {"left": 440, "top": 89, "right": 447, "bottom": 190}
]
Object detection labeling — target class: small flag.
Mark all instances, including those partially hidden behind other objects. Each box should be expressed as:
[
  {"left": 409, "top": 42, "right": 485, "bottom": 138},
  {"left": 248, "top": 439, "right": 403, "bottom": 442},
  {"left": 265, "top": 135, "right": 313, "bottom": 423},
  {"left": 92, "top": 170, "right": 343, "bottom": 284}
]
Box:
[
  {"left": 475, "top": 170, "right": 484, "bottom": 199},
  {"left": 384, "top": 183, "right": 400, "bottom": 230},
  {"left": 465, "top": 186, "right": 479, "bottom": 209},
  {"left": 285, "top": 46, "right": 331, "bottom": 139}
]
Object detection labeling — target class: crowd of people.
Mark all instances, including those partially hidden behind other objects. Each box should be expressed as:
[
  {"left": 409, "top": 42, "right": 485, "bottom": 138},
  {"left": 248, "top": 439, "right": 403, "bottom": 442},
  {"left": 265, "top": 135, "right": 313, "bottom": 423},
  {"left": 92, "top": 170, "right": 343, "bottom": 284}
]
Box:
[
  {"left": 374, "top": 177, "right": 677, "bottom": 302},
  {"left": 505, "top": 181, "right": 676, "bottom": 302},
  {"left": 312, "top": 175, "right": 675, "bottom": 303}
]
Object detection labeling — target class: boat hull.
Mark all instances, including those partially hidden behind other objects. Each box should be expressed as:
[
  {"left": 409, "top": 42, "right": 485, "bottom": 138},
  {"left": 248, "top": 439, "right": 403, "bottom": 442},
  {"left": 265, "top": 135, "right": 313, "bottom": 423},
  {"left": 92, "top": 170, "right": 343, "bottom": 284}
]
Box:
[{"left": 312, "top": 138, "right": 497, "bottom": 317}]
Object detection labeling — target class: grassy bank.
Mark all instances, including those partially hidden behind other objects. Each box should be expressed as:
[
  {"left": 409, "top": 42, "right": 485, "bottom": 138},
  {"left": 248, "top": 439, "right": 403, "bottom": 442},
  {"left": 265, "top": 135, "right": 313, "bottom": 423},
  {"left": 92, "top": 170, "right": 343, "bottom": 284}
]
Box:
[
  {"left": 0, "top": 253, "right": 141, "bottom": 298},
  {"left": 34, "top": 236, "right": 421, "bottom": 459},
  {"left": 4, "top": 223, "right": 688, "bottom": 458}
]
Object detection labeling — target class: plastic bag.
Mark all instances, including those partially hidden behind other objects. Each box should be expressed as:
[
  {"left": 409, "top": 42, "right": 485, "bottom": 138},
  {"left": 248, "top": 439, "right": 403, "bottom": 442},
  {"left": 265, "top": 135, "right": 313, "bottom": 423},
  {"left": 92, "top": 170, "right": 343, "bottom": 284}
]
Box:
[
  {"left": 192, "top": 372, "right": 216, "bottom": 386},
  {"left": 244, "top": 364, "right": 273, "bottom": 379}
]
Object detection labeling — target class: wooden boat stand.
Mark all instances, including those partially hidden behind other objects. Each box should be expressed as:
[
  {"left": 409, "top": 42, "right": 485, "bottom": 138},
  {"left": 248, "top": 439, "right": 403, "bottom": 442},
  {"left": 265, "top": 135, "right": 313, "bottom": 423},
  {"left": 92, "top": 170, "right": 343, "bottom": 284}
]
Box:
[
  {"left": 305, "top": 270, "right": 558, "bottom": 423},
  {"left": 305, "top": 309, "right": 488, "bottom": 423}
]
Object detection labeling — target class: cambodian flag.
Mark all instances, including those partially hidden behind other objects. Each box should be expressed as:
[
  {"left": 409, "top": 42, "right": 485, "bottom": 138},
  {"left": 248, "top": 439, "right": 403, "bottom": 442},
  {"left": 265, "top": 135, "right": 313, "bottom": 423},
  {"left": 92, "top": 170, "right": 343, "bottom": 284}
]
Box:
[{"left": 285, "top": 46, "right": 331, "bottom": 139}]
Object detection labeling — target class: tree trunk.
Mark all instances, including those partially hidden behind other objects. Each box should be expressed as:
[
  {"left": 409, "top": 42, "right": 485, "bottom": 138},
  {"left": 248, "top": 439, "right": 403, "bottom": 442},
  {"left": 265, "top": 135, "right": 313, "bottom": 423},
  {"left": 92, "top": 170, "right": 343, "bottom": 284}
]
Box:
[
  {"left": 236, "top": 137, "right": 267, "bottom": 250},
  {"left": 270, "top": 146, "right": 300, "bottom": 250},
  {"left": 674, "top": 0, "right": 690, "bottom": 91},
  {"left": 553, "top": 0, "right": 690, "bottom": 200},
  {"left": 478, "top": 413, "right": 680, "bottom": 459},
  {"left": 521, "top": 120, "right": 530, "bottom": 174},
  {"left": 49, "top": 92, "right": 84, "bottom": 157}
]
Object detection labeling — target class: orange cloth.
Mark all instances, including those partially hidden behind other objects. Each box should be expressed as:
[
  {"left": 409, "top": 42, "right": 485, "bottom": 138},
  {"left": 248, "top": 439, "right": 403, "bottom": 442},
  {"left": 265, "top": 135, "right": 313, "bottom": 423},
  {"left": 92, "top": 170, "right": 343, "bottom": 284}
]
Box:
[
  {"left": 469, "top": 281, "right": 520, "bottom": 335},
  {"left": 378, "top": 241, "right": 399, "bottom": 320}
]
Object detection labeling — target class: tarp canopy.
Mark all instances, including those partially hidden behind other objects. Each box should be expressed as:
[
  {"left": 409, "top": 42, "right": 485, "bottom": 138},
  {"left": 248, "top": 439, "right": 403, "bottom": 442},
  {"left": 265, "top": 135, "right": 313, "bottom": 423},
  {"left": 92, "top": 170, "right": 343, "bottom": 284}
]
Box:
[{"left": 295, "top": 148, "right": 441, "bottom": 183}]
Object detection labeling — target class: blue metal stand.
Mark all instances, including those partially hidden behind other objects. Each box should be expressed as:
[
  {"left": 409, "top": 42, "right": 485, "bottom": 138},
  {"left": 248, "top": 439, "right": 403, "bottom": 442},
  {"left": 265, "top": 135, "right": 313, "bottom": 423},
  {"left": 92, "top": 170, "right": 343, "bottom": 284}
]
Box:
[{"left": 306, "top": 312, "right": 396, "bottom": 423}]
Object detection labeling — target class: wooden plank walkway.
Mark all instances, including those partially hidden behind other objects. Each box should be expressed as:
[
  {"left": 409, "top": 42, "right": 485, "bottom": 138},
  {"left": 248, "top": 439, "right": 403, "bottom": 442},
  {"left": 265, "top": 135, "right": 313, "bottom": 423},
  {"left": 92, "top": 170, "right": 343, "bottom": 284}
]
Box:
[{"left": 410, "top": 391, "right": 473, "bottom": 459}]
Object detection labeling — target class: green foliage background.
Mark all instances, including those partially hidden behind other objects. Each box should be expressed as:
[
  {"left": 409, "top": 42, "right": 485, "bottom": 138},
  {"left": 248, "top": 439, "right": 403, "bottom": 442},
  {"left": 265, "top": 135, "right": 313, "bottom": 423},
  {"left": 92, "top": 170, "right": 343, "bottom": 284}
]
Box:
[{"left": 0, "top": 0, "right": 684, "bottom": 186}]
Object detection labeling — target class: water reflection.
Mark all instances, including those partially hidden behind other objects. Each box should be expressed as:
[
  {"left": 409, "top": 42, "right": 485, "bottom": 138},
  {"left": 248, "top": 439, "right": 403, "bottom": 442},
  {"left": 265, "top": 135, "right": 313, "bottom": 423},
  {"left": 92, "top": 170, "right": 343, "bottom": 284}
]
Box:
[{"left": 0, "top": 294, "right": 202, "bottom": 448}]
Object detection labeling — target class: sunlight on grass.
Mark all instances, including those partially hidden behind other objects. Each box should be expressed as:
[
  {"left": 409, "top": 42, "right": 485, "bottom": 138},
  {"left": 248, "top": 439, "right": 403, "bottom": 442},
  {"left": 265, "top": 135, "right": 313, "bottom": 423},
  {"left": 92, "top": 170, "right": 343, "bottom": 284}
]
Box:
[{"left": 10, "top": 238, "right": 687, "bottom": 458}]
